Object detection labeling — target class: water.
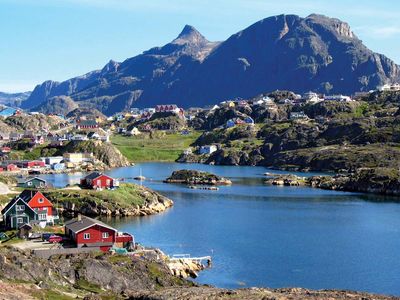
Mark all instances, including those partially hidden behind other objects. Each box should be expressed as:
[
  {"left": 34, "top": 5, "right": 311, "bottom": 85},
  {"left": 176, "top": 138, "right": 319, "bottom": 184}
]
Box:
[{"left": 41, "top": 163, "right": 400, "bottom": 296}]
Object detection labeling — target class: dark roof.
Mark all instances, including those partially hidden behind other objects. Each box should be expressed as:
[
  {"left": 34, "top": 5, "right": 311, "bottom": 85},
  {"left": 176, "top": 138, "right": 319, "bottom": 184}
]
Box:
[
  {"left": 78, "top": 120, "right": 98, "bottom": 126},
  {"left": 83, "top": 172, "right": 113, "bottom": 181},
  {"left": 83, "top": 172, "right": 103, "bottom": 180},
  {"left": 1, "top": 196, "right": 36, "bottom": 216},
  {"left": 17, "top": 176, "right": 46, "bottom": 184},
  {"left": 18, "top": 189, "right": 41, "bottom": 202},
  {"left": 65, "top": 215, "right": 117, "bottom": 234}
]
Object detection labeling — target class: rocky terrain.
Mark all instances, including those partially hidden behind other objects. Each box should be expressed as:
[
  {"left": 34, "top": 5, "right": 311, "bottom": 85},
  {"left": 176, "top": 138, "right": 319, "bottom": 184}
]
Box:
[
  {"left": 4, "top": 113, "right": 67, "bottom": 132},
  {"left": 45, "top": 183, "right": 173, "bottom": 217},
  {"left": 308, "top": 168, "right": 400, "bottom": 196},
  {"left": 164, "top": 169, "right": 232, "bottom": 185},
  {"left": 0, "top": 247, "right": 397, "bottom": 300},
  {"left": 57, "top": 140, "right": 130, "bottom": 168},
  {"left": 22, "top": 14, "right": 400, "bottom": 114}
]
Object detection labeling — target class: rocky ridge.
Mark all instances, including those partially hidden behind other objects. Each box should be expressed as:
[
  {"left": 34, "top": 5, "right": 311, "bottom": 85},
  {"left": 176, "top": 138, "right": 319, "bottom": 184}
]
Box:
[{"left": 23, "top": 14, "right": 400, "bottom": 114}]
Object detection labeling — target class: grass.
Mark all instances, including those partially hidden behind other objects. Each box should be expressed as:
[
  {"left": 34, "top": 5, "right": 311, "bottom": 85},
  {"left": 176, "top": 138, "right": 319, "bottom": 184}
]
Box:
[
  {"left": 111, "top": 131, "right": 201, "bottom": 162},
  {"left": 45, "top": 183, "right": 146, "bottom": 209},
  {"left": 73, "top": 279, "right": 103, "bottom": 294},
  {"left": 31, "top": 289, "right": 76, "bottom": 300}
]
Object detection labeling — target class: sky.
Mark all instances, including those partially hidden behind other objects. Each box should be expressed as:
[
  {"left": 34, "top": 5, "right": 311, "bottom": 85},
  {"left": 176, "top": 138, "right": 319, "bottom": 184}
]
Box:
[{"left": 1, "top": 0, "right": 400, "bottom": 93}]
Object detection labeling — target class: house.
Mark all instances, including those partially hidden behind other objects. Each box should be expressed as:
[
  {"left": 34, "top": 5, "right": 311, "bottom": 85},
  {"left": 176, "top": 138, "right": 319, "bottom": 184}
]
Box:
[
  {"left": 70, "top": 134, "right": 88, "bottom": 141},
  {"left": 44, "top": 156, "right": 64, "bottom": 165},
  {"left": 324, "top": 95, "right": 352, "bottom": 102},
  {"left": 1, "top": 146, "right": 11, "bottom": 154},
  {"left": 18, "top": 190, "right": 58, "bottom": 225},
  {"left": 63, "top": 153, "right": 93, "bottom": 164},
  {"left": 2, "top": 163, "right": 18, "bottom": 172},
  {"left": 17, "top": 177, "right": 47, "bottom": 189},
  {"left": 155, "top": 104, "right": 179, "bottom": 114},
  {"left": 9, "top": 132, "right": 22, "bottom": 142},
  {"left": 64, "top": 215, "right": 134, "bottom": 252},
  {"left": 0, "top": 107, "right": 17, "bottom": 118},
  {"left": 183, "top": 148, "right": 192, "bottom": 155},
  {"left": 1, "top": 196, "right": 37, "bottom": 229},
  {"left": 128, "top": 127, "right": 140, "bottom": 136},
  {"left": 80, "top": 172, "right": 118, "bottom": 189},
  {"left": 302, "top": 91, "right": 322, "bottom": 104},
  {"left": 199, "top": 145, "right": 218, "bottom": 155},
  {"left": 87, "top": 132, "right": 100, "bottom": 140},
  {"left": 290, "top": 111, "right": 308, "bottom": 120},
  {"left": 18, "top": 160, "right": 46, "bottom": 169},
  {"left": 0, "top": 133, "right": 10, "bottom": 140},
  {"left": 51, "top": 163, "right": 65, "bottom": 171},
  {"left": 76, "top": 120, "right": 99, "bottom": 130},
  {"left": 226, "top": 119, "right": 235, "bottom": 128},
  {"left": 244, "top": 116, "right": 255, "bottom": 124},
  {"left": 378, "top": 83, "right": 400, "bottom": 92}
]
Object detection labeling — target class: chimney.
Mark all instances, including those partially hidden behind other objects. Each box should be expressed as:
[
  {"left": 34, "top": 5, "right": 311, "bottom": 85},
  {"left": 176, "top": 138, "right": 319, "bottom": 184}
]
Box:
[{"left": 77, "top": 214, "right": 82, "bottom": 221}]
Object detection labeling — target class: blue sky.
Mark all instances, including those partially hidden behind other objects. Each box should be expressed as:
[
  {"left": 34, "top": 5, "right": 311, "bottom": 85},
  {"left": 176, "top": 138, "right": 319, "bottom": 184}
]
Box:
[{"left": 1, "top": 0, "right": 400, "bottom": 92}]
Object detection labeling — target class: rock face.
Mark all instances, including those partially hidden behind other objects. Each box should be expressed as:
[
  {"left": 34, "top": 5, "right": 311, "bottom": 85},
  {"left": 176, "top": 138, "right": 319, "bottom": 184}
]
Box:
[
  {"left": 165, "top": 169, "right": 232, "bottom": 185},
  {"left": 22, "top": 14, "right": 400, "bottom": 114},
  {"left": 58, "top": 140, "right": 130, "bottom": 168},
  {"left": 33, "top": 95, "right": 79, "bottom": 115}
]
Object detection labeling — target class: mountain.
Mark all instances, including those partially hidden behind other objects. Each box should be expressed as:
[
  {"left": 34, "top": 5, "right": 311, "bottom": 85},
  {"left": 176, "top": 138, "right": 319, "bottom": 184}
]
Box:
[
  {"left": 0, "top": 91, "right": 31, "bottom": 106},
  {"left": 22, "top": 14, "right": 400, "bottom": 115},
  {"left": 32, "top": 95, "right": 79, "bottom": 115}
]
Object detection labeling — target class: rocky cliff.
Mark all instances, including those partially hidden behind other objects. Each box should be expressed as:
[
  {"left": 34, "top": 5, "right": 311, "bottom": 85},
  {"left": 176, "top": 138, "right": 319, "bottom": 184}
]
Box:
[{"left": 22, "top": 14, "right": 400, "bottom": 115}]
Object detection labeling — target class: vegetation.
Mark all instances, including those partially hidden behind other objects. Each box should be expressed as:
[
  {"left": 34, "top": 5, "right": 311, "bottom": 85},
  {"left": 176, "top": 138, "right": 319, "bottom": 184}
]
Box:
[
  {"left": 45, "top": 183, "right": 146, "bottom": 209},
  {"left": 111, "top": 131, "right": 201, "bottom": 162}
]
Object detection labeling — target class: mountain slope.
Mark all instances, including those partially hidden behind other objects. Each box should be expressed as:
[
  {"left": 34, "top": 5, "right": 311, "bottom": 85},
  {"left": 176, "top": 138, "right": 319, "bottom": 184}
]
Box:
[
  {"left": 23, "top": 14, "right": 400, "bottom": 114},
  {"left": 0, "top": 91, "right": 31, "bottom": 106}
]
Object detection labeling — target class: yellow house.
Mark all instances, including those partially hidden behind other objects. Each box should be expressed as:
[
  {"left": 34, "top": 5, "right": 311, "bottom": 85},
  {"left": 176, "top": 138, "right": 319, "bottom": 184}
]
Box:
[
  {"left": 63, "top": 153, "right": 94, "bottom": 164},
  {"left": 227, "top": 101, "right": 235, "bottom": 108}
]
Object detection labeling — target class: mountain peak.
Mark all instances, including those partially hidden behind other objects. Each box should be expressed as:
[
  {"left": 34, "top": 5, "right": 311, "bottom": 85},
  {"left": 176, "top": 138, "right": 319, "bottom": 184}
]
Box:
[
  {"left": 178, "top": 25, "right": 200, "bottom": 38},
  {"left": 174, "top": 25, "right": 208, "bottom": 45}
]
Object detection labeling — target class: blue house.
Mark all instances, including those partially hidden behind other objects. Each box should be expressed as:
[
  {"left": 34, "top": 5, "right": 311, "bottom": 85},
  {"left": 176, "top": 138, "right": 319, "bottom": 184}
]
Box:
[
  {"left": 51, "top": 163, "right": 65, "bottom": 170},
  {"left": 0, "top": 108, "right": 17, "bottom": 117},
  {"left": 244, "top": 116, "right": 255, "bottom": 124},
  {"left": 226, "top": 119, "right": 235, "bottom": 128}
]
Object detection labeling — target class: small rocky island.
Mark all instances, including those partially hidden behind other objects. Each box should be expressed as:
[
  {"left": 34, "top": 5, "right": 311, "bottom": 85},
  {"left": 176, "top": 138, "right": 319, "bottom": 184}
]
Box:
[
  {"left": 164, "top": 169, "right": 232, "bottom": 185},
  {"left": 45, "top": 183, "right": 173, "bottom": 217}
]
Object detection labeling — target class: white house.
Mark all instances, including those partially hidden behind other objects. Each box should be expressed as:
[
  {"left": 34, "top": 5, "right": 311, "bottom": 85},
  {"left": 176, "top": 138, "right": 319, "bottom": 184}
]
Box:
[
  {"left": 378, "top": 83, "right": 400, "bottom": 92},
  {"left": 302, "top": 91, "right": 322, "bottom": 104},
  {"left": 199, "top": 145, "right": 218, "bottom": 155},
  {"left": 324, "top": 95, "right": 352, "bottom": 102},
  {"left": 128, "top": 127, "right": 141, "bottom": 136}
]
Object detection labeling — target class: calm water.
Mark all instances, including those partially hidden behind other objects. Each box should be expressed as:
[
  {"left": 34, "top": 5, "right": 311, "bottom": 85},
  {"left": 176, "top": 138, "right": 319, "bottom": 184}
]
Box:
[{"left": 41, "top": 163, "right": 400, "bottom": 296}]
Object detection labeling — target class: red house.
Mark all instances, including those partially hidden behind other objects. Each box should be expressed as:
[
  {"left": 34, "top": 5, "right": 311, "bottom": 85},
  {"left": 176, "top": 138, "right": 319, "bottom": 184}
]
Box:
[
  {"left": 80, "top": 172, "right": 118, "bottom": 189},
  {"left": 19, "top": 190, "right": 58, "bottom": 224},
  {"left": 65, "top": 215, "right": 133, "bottom": 251}
]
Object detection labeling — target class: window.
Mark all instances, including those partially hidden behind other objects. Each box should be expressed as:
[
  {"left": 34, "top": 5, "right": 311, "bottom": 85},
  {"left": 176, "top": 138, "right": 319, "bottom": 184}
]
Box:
[
  {"left": 27, "top": 182, "right": 32, "bottom": 186},
  {"left": 17, "top": 218, "right": 23, "bottom": 224},
  {"left": 83, "top": 233, "right": 90, "bottom": 240},
  {"left": 38, "top": 198, "right": 44, "bottom": 203},
  {"left": 16, "top": 205, "right": 25, "bottom": 212},
  {"left": 97, "top": 179, "right": 101, "bottom": 186},
  {"left": 39, "top": 213, "right": 46, "bottom": 221},
  {"left": 106, "top": 179, "right": 110, "bottom": 186},
  {"left": 102, "top": 232, "right": 109, "bottom": 238}
]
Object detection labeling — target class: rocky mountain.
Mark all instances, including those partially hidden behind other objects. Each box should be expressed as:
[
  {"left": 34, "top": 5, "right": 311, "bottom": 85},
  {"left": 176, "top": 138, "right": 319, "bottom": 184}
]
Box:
[
  {"left": 0, "top": 91, "right": 31, "bottom": 106},
  {"left": 33, "top": 95, "right": 78, "bottom": 115},
  {"left": 23, "top": 14, "right": 400, "bottom": 115}
]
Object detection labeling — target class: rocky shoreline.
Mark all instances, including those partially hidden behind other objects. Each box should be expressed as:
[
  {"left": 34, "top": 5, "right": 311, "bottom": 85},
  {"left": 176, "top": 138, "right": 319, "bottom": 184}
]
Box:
[
  {"left": 265, "top": 167, "right": 400, "bottom": 197},
  {"left": 0, "top": 247, "right": 397, "bottom": 300}
]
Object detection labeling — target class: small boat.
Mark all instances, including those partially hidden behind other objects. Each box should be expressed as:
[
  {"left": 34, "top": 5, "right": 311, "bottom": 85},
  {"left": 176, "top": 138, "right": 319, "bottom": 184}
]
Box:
[{"left": 134, "top": 175, "right": 146, "bottom": 181}]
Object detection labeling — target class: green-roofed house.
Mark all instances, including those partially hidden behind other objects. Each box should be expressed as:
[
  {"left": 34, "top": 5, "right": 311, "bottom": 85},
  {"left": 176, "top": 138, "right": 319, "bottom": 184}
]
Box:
[{"left": 1, "top": 196, "right": 37, "bottom": 229}]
